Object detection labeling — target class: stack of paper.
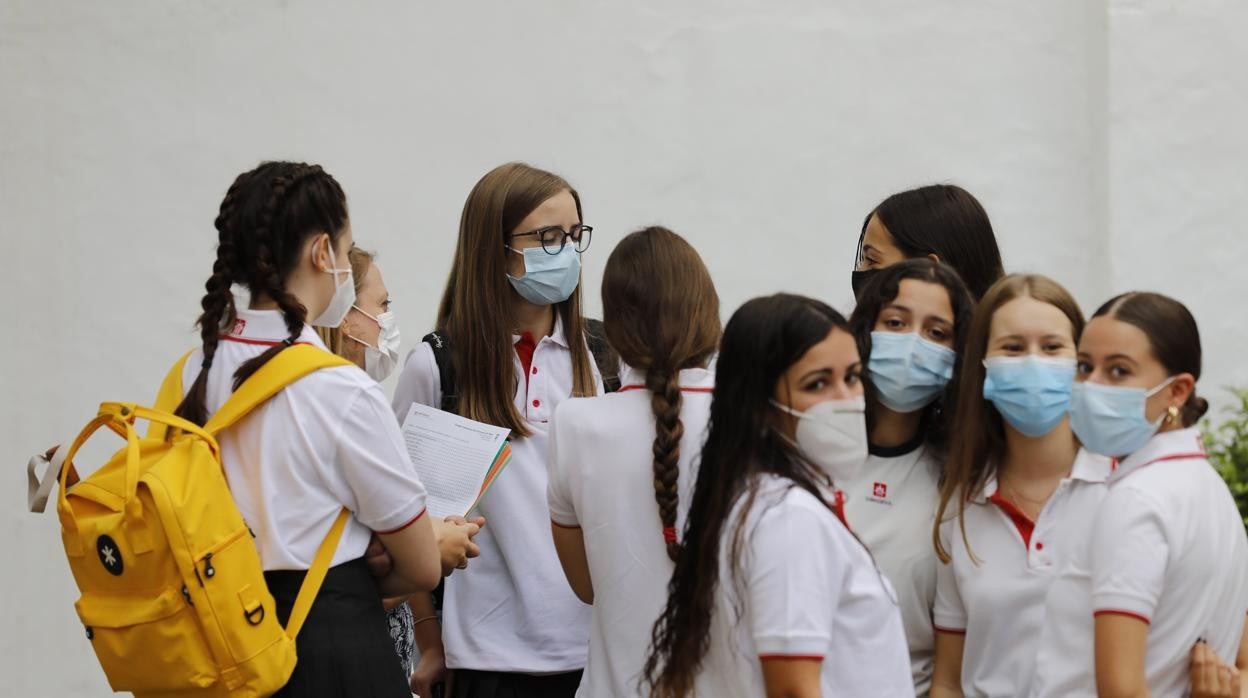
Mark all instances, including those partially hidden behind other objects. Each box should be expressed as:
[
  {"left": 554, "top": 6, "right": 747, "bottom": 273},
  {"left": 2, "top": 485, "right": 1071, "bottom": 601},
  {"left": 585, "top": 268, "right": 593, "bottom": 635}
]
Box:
[{"left": 400, "top": 402, "right": 512, "bottom": 519}]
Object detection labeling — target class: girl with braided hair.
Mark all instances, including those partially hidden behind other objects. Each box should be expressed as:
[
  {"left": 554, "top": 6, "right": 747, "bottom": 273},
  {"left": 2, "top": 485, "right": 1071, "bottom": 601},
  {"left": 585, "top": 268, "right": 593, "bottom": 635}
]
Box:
[
  {"left": 174, "top": 161, "right": 441, "bottom": 697},
  {"left": 546, "top": 226, "right": 720, "bottom": 697}
]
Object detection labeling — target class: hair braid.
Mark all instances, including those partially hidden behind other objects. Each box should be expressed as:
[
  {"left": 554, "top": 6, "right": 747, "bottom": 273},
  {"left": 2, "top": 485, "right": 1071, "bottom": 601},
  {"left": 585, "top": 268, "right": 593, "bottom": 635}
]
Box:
[
  {"left": 175, "top": 172, "right": 250, "bottom": 426},
  {"left": 648, "top": 369, "right": 686, "bottom": 562},
  {"left": 231, "top": 168, "right": 319, "bottom": 389}
]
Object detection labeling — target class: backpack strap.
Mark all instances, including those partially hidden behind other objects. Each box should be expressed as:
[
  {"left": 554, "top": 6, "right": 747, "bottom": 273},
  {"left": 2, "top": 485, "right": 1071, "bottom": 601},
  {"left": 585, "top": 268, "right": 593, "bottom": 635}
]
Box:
[
  {"left": 203, "top": 345, "right": 352, "bottom": 435},
  {"left": 583, "top": 318, "right": 620, "bottom": 393},
  {"left": 147, "top": 349, "right": 195, "bottom": 440},
  {"left": 284, "top": 507, "right": 350, "bottom": 639},
  {"left": 422, "top": 331, "right": 458, "bottom": 413},
  {"left": 201, "top": 345, "right": 355, "bottom": 640}
]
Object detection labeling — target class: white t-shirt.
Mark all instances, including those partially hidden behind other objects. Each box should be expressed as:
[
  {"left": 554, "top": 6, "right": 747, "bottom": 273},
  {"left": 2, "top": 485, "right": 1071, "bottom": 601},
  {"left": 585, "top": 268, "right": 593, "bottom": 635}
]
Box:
[
  {"left": 696, "top": 474, "right": 914, "bottom": 698},
  {"left": 840, "top": 439, "right": 941, "bottom": 697},
  {"left": 547, "top": 365, "right": 714, "bottom": 698},
  {"left": 933, "top": 449, "right": 1111, "bottom": 697},
  {"left": 180, "top": 308, "right": 428, "bottom": 570},
  {"left": 392, "top": 316, "right": 598, "bottom": 673},
  {"left": 1031, "top": 428, "right": 1248, "bottom": 697}
]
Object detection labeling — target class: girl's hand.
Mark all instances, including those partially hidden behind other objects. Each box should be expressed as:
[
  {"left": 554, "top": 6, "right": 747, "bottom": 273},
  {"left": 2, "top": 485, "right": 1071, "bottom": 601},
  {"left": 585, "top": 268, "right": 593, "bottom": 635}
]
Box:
[
  {"left": 1192, "top": 640, "right": 1241, "bottom": 698},
  {"left": 410, "top": 644, "right": 451, "bottom": 698}
]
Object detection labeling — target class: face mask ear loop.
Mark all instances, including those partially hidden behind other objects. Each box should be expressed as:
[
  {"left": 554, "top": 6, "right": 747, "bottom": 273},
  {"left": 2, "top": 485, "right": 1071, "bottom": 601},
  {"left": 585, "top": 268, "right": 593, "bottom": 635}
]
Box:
[{"left": 1145, "top": 375, "right": 1177, "bottom": 398}]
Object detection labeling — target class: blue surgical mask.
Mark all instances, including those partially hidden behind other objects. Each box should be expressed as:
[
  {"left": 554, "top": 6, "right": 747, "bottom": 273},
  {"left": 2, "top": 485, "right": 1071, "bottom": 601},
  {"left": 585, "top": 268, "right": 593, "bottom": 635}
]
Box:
[
  {"left": 1069, "top": 377, "right": 1176, "bottom": 457},
  {"left": 982, "top": 355, "right": 1076, "bottom": 437},
  {"left": 868, "top": 332, "right": 957, "bottom": 413},
  {"left": 506, "top": 245, "right": 581, "bottom": 306}
]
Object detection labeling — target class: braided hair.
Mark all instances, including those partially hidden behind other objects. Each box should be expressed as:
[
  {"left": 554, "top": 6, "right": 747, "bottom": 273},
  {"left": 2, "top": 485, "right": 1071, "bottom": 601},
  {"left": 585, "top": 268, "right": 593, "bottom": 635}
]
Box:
[
  {"left": 601, "top": 227, "right": 720, "bottom": 562},
  {"left": 175, "top": 161, "right": 348, "bottom": 426}
]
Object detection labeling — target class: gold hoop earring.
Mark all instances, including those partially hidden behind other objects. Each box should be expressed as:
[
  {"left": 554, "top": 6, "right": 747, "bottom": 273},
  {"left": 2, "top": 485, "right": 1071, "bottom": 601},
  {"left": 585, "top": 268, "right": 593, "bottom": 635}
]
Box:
[{"left": 1166, "top": 405, "right": 1181, "bottom": 424}]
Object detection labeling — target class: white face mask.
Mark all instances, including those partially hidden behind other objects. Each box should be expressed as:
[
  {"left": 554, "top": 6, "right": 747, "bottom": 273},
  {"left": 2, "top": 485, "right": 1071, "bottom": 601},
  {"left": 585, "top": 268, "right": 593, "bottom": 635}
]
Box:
[
  {"left": 311, "top": 241, "right": 355, "bottom": 328},
  {"left": 771, "top": 396, "right": 869, "bottom": 483},
  {"left": 347, "top": 306, "right": 401, "bottom": 382}
]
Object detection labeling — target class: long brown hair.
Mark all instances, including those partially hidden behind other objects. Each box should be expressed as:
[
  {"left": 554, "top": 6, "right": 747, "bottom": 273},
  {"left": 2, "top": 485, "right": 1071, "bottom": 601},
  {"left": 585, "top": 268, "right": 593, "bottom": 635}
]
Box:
[
  {"left": 316, "top": 245, "right": 375, "bottom": 356},
  {"left": 933, "top": 273, "right": 1085, "bottom": 563},
  {"left": 436, "top": 162, "right": 598, "bottom": 437},
  {"left": 644, "top": 294, "right": 852, "bottom": 698},
  {"left": 1091, "top": 292, "right": 1208, "bottom": 427},
  {"left": 602, "top": 226, "right": 720, "bottom": 562},
  {"left": 176, "top": 161, "right": 349, "bottom": 426}
]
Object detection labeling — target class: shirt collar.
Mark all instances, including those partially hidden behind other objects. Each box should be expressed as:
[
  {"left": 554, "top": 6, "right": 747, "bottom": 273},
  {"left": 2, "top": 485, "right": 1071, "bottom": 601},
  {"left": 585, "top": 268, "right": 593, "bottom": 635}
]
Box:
[
  {"left": 1108, "top": 426, "right": 1207, "bottom": 484},
  {"left": 617, "top": 363, "right": 716, "bottom": 391},
  {"left": 971, "top": 448, "right": 1111, "bottom": 504},
  {"left": 227, "top": 307, "right": 327, "bottom": 349},
  {"left": 511, "top": 313, "right": 570, "bottom": 349}
]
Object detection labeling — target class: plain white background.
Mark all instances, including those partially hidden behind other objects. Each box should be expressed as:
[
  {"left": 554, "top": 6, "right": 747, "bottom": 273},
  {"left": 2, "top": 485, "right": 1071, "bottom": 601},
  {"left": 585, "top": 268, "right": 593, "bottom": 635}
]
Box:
[{"left": 3, "top": 1, "right": 1246, "bottom": 694}]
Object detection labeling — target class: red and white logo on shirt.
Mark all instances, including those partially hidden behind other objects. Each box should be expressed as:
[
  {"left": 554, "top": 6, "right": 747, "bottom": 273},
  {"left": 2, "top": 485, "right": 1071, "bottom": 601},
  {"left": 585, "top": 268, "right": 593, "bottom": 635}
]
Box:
[
  {"left": 231, "top": 318, "right": 247, "bottom": 335},
  {"left": 873, "top": 482, "right": 888, "bottom": 499}
]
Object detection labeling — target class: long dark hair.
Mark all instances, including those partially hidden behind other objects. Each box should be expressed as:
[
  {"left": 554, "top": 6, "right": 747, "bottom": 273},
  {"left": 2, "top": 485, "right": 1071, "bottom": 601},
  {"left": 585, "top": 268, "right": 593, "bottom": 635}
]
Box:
[
  {"left": 176, "top": 161, "right": 349, "bottom": 426},
  {"left": 1091, "top": 292, "right": 1208, "bottom": 427},
  {"left": 934, "top": 274, "right": 1085, "bottom": 563},
  {"left": 601, "top": 227, "right": 721, "bottom": 562},
  {"left": 436, "top": 162, "right": 598, "bottom": 437},
  {"left": 858, "top": 183, "right": 1004, "bottom": 299},
  {"left": 643, "top": 293, "right": 852, "bottom": 698},
  {"left": 849, "top": 258, "right": 975, "bottom": 454}
]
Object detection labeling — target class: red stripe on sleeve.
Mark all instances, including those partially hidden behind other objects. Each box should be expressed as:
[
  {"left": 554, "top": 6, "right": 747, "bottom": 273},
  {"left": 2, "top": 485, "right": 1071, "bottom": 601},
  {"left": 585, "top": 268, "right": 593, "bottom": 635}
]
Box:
[
  {"left": 933, "top": 624, "right": 967, "bottom": 635},
  {"left": 758, "top": 654, "right": 824, "bottom": 662},
  {"left": 1094, "top": 609, "right": 1151, "bottom": 625},
  {"left": 550, "top": 519, "right": 582, "bottom": 530},
  {"left": 376, "top": 508, "right": 427, "bottom": 535}
]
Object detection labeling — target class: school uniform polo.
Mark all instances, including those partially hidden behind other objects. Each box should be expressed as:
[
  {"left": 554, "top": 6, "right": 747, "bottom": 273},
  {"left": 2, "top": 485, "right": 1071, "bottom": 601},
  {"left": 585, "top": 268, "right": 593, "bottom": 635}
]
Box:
[
  {"left": 1031, "top": 428, "right": 1248, "bottom": 697},
  {"left": 546, "top": 365, "right": 714, "bottom": 697},
  {"left": 392, "top": 315, "right": 599, "bottom": 674},
  {"left": 933, "top": 449, "right": 1111, "bottom": 698},
  {"left": 181, "top": 308, "right": 428, "bottom": 571},
  {"left": 696, "top": 474, "right": 913, "bottom": 698},
  {"left": 839, "top": 437, "right": 941, "bottom": 697}
]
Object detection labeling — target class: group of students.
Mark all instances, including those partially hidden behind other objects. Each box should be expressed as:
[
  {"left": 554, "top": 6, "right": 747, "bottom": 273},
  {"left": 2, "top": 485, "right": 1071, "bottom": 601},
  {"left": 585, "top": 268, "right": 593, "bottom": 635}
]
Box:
[{"left": 149, "top": 159, "right": 1247, "bottom": 698}]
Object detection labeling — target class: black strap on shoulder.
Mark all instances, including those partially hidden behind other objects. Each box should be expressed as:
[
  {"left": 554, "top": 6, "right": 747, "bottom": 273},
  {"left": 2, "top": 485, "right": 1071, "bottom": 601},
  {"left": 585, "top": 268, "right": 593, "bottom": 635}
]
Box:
[
  {"left": 583, "top": 318, "right": 620, "bottom": 393},
  {"left": 422, "top": 331, "right": 458, "bottom": 414}
]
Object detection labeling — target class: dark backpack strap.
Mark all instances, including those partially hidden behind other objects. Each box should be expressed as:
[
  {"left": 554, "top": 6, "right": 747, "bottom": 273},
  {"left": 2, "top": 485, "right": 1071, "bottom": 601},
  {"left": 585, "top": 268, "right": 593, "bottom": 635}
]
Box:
[
  {"left": 583, "top": 318, "right": 620, "bottom": 393},
  {"left": 421, "top": 331, "right": 458, "bottom": 414}
]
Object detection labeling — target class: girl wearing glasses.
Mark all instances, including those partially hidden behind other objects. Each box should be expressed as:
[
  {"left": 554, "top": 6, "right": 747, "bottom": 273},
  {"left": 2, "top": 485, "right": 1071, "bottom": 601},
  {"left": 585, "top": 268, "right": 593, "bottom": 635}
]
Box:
[{"left": 393, "top": 162, "right": 603, "bottom": 698}]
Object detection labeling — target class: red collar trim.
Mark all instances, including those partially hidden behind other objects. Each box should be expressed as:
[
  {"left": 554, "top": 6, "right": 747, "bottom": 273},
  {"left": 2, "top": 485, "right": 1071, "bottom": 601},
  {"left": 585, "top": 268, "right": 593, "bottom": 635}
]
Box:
[
  {"left": 221, "top": 335, "right": 311, "bottom": 347},
  {"left": 988, "top": 491, "right": 1036, "bottom": 548},
  {"left": 617, "top": 384, "right": 714, "bottom": 394},
  {"left": 1114, "top": 452, "right": 1207, "bottom": 481}
]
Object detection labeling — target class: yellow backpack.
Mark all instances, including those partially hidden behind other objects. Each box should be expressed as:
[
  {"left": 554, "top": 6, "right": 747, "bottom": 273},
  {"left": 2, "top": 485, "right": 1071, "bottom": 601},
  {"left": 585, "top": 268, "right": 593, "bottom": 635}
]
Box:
[{"left": 49, "top": 345, "right": 352, "bottom": 697}]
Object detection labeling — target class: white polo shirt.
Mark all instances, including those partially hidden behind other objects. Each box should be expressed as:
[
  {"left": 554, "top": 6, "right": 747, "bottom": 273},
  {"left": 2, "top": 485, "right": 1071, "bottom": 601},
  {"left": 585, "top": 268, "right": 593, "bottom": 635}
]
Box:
[
  {"left": 840, "top": 438, "right": 941, "bottom": 697},
  {"left": 696, "top": 474, "right": 913, "bottom": 698},
  {"left": 1034, "top": 427, "right": 1248, "bottom": 698},
  {"left": 392, "top": 316, "right": 599, "bottom": 673},
  {"left": 180, "top": 308, "right": 428, "bottom": 571},
  {"left": 933, "top": 449, "right": 1111, "bottom": 697},
  {"left": 546, "top": 364, "right": 713, "bottom": 697}
]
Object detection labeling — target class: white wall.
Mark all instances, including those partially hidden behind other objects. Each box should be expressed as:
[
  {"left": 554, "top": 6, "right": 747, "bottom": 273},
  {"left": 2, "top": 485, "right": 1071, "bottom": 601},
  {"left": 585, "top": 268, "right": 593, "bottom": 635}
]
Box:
[{"left": 2, "top": 1, "right": 1245, "bottom": 693}]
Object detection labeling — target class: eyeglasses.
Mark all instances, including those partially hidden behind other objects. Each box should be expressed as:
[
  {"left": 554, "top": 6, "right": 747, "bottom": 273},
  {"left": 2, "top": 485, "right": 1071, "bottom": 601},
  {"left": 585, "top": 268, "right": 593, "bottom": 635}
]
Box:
[{"left": 510, "top": 224, "right": 593, "bottom": 255}]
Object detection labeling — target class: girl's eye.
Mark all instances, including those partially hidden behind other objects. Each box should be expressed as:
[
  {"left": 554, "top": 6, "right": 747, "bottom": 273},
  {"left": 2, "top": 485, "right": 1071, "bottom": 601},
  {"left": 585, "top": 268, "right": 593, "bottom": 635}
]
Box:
[
  {"left": 1110, "top": 365, "right": 1130, "bottom": 379},
  {"left": 845, "top": 372, "right": 861, "bottom": 386},
  {"left": 885, "top": 318, "right": 905, "bottom": 329},
  {"left": 1044, "top": 343, "right": 1065, "bottom": 353},
  {"left": 1076, "top": 361, "right": 1093, "bottom": 375},
  {"left": 806, "top": 379, "right": 829, "bottom": 392}
]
